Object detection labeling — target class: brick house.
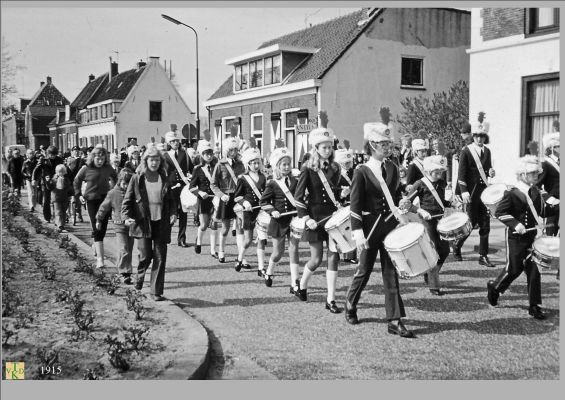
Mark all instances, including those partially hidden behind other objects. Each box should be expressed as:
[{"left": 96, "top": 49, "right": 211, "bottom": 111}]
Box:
[
  {"left": 1, "top": 100, "right": 26, "bottom": 148},
  {"left": 205, "top": 8, "right": 471, "bottom": 166},
  {"left": 60, "top": 57, "right": 195, "bottom": 152},
  {"left": 23, "top": 76, "right": 70, "bottom": 150},
  {"left": 468, "top": 7, "right": 559, "bottom": 184}
]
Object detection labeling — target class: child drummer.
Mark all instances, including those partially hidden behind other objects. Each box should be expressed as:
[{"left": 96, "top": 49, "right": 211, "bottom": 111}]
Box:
[
  {"left": 487, "top": 155, "right": 559, "bottom": 320},
  {"left": 259, "top": 147, "right": 300, "bottom": 291},
  {"left": 406, "top": 155, "right": 452, "bottom": 296},
  {"left": 233, "top": 148, "right": 267, "bottom": 272},
  {"left": 334, "top": 148, "right": 358, "bottom": 264}
]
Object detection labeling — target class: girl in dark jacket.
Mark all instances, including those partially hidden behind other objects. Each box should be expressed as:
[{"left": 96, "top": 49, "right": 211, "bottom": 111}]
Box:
[{"left": 122, "top": 144, "right": 177, "bottom": 301}]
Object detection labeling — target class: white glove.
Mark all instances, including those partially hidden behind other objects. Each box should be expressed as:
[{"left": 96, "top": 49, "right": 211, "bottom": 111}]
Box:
[
  {"left": 514, "top": 223, "right": 526, "bottom": 234},
  {"left": 199, "top": 191, "right": 209, "bottom": 199},
  {"left": 340, "top": 187, "right": 351, "bottom": 199},
  {"left": 352, "top": 229, "right": 368, "bottom": 252},
  {"left": 461, "top": 192, "right": 471, "bottom": 204},
  {"left": 417, "top": 208, "right": 432, "bottom": 220},
  {"left": 489, "top": 168, "right": 496, "bottom": 178},
  {"left": 221, "top": 194, "right": 229, "bottom": 202},
  {"left": 170, "top": 215, "right": 177, "bottom": 225},
  {"left": 398, "top": 197, "right": 412, "bottom": 211},
  {"left": 243, "top": 200, "right": 252, "bottom": 211},
  {"left": 306, "top": 218, "right": 317, "bottom": 230},
  {"left": 271, "top": 211, "right": 281, "bottom": 219}
]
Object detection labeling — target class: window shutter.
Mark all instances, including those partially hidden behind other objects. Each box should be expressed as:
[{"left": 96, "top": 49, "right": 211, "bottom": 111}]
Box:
[
  {"left": 271, "top": 112, "right": 281, "bottom": 121},
  {"left": 215, "top": 119, "right": 222, "bottom": 127}
]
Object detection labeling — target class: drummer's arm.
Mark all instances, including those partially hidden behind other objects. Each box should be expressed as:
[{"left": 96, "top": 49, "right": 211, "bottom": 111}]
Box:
[
  {"left": 494, "top": 192, "right": 520, "bottom": 230},
  {"left": 189, "top": 169, "right": 201, "bottom": 194},
  {"left": 259, "top": 182, "right": 275, "bottom": 215},
  {"left": 540, "top": 189, "right": 559, "bottom": 216},
  {"left": 457, "top": 150, "right": 470, "bottom": 196},
  {"left": 349, "top": 168, "right": 365, "bottom": 240},
  {"left": 294, "top": 169, "right": 310, "bottom": 220},
  {"left": 210, "top": 163, "right": 226, "bottom": 199},
  {"left": 404, "top": 184, "right": 420, "bottom": 214}
]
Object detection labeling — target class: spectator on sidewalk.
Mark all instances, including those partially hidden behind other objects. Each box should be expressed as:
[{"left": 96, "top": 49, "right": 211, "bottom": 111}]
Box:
[
  {"left": 22, "top": 149, "right": 38, "bottom": 211},
  {"left": 32, "top": 146, "right": 64, "bottom": 223},
  {"left": 122, "top": 144, "right": 177, "bottom": 301},
  {"left": 73, "top": 144, "right": 118, "bottom": 268},
  {"left": 123, "top": 145, "right": 141, "bottom": 173},
  {"left": 46, "top": 164, "right": 73, "bottom": 232},
  {"left": 7, "top": 148, "right": 24, "bottom": 196},
  {"left": 66, "top": 146, "right": 85, "bottom": 224},
  {"left": 96, "top": 169, "right": 135, "bottom": 285}
]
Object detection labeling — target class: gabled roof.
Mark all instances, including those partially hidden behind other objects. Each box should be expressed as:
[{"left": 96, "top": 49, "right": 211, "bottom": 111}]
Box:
[
  {"left": 27, "top": 80, "right": 70, "bottom": 109},
  {"left": 90, "top": 67, "right": 146, "bottom": 104},
  {"left": 71, "top": 73, "right": 109, "bottom": 109},
  {"left": 27, "top": 105, "right": 61, "bottom": 117},
  {"left": 208, "top": 8, "right": 378, "bottom": 101}
]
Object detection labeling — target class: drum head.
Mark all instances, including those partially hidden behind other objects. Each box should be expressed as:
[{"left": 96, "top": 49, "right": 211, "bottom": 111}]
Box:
[
  {"left": 326, "top": 206, "right": 350, "bottom": 229},
  {"left": 533, "top": 236, "right": 560, "bottom": 258},
  {"left": 480, "top": 183, "right": 507, "bottom": 205},
  {"left": 384, "top": 222, "right": 424, "bottom": 250},
  {"left": 258, "top": 211, "right": 270, "bottom": 223},
  {"left": 437, "top": 212, "right": 469, "bottom": 231}
]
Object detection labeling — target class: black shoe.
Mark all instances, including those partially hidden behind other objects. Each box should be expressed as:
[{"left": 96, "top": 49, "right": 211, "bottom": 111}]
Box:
[
  {"left": 295, "top": 288, "right": 307, "bottom": 302},
  {"left": 289, "top": 279, "right": 299, "bottom": 294},
  {"left": 423, "top": 273, "right": 429, "bottom": 285},
  {"left": 231, "top": 229, "right": 236, "bottom": 237},
  {"left": 150, "top": 294, "right": 165, "bottom": 302},
  {"left": 529, "top": 305, "right": 546, "bottom": 320},
  {"left": 479, "top": 255, "right": 495, "bottom": 268},
  {"left": 219, "top": 256, "right": 226, "bottom": 263},
  {"left": 211, "top": 252, "right": 218, "bottom": 259},
  {"left": 453, "top": 250, "right": 463, "bottom": 261},
  {"left": 178, "top": 241, "right": 189, "bottom": 248},
  {"left": 265, "top": 274, "right": 273, "bottom": 287},
  {"left": 30, "top": 207, "right": 35, "bottom": 212},
  {"left": 122, "top": 275, "right": 133, "bottom": 285},
  {"left": 387, "top": 320, "right": 415, "bottom": 338},
  {"left": 325, "top": 301, "right": 342, "bottom": 314},
  {"left": 345, "top": 308, "right": 359, "bottom": 325},
  {"left": 235, "top": 261, "right": 243, "bottom": 272},
  {"left": 487, "top": 280, "right": 499, "bottom": 306},
  {"left": 195, "top": 244, "right": 201, "bottom": 254},
  {"left": 242, "top": 262, "right": 252, "bottom": 270},
  {"left": 72, "top": 217, "right": 77, "bottom": 226},
  {"left": 258, "top": 269, "right": 265, "bottom": 278},
  {"left": 429, "top": 288, "right": 444, "bottom": 296}
]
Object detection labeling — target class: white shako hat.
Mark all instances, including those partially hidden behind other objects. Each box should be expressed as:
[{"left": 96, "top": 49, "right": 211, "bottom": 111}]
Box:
[
  {"left": 222, "top": 137, "right": 240, "bottom": 157},
  {"left": 309, "top": 127, "right": 334, "bottom": 147},
  {"left": 197, "top": 140, "right": 213, "bottom": 154},
  {"left": 423, "top": 155, "right": 447, "bottom": 172},
  {"left": 412, "top": 138, "right": 428, "bottom": 151},
  {"left": 363, "top": 122, "right": 391, "bottom": 142},
  {"left": 515, "top": 155, "right": 543, "bottom": 175},
  {"left": 543, "top": 132, "right": 560, "bottom": 149},
  {"left": 334, "top": 148, "right": 354, "bottom": 165},
  {"left": 269, "top": 147, "right": 292, "bottom": 167},
  {"left": 127, "top": 145, "right": 140, "bottom": 158},
  {"left": 241, "top": 147, "right": 262, "bottom": 166},
  {"left": 165, "top": 131, "right": 181, "bottom": 143}
]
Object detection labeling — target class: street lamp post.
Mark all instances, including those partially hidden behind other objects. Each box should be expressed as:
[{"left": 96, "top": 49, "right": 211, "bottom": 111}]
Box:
[{"left": 161, "top": 14, "right": 200, "bottom": 141}]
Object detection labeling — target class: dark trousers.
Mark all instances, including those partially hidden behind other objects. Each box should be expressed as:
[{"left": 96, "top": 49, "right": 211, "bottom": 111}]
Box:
[
  {"left": 545, "top": 213, "right": 559, "bottom": 236},
  {"left": 492, "top": 231, "right": 541, "bottom": 306},
  {"left": 345, "top": 215, "right": 405, "bottom": 320},
  {"left": 86, "top": 198, "right": 109, "bottom": 242},
  {"left": 422, "top": 218, "right": 450, "bottom": 265},
  {"left": 137, "top": 220, "right": 168, "bottom": 296},
  {"left": 42, "top": 188, "right": 52, "bottom": 222},
  {"left": 172, "top": 188, "right": 187, "bottom": 244},
  {"left": 456, "top": 198, "right": 490, "bottom": 255}
]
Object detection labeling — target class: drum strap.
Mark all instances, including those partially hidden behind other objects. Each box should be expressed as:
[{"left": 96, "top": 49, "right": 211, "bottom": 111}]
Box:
[
  {"left": 317, "top": 170, "right": 339, "bottom": 207},
  {"left": 168, "top": 151, "right": 190, "bottom": 185},
  {"left": 275, "top": 178, "right": 296, "bottom": 207},
  {"left": 201, "top": 164, "right": 214, "bottom": 184},
  {"left": 364, "top": 163, "right": 399, "bottom": 218},
  {"left": 546, "top": 158, "right": 560, "bottom": 174},
  {"left": 224, "top": 162, "right": 239, "bottom": 185},
  {"left": 341, "top": 171, "right": 352, "bottom": 186},
  {"left": 525, "top": 192, "right": 543, "bottom": 228},
  {"left": 468, "top": 145, "right": 489, "bottom": 185},
  {"left": 421, "top": 177, "right": 445, "bottom": 211},
  {"left": 412, "top": 158, "right": 425, "bottom": 177},
  {"left": 243, "top": 174, "right": 263, "bottom": 200}
]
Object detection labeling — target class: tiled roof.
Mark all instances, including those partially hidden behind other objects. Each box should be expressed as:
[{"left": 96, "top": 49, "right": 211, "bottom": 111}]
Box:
[
  {"left": 208, "top": 8, "right": 377, "bottom": 101},
  {"left": 71, "top": 74, "right": 108, "bottom": 109},
  {"left": 90, "top": 67, "right": 146, "bottom": 104},
  {"left": 28, "top": 82, "right": 70, "bottom": 107}
]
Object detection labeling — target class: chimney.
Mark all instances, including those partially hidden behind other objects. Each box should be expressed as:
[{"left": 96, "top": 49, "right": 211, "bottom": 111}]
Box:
[
  {"left": 65, "top": 104, "right": 71, "bottom": 122},
  {"left": 40, "top": 81, "right": 45, "bottom": 87},
  {"left": 88, "top": 74, "right": 95, "bottom": 82},
  {"left": 46, "top": 76, "right": 52, "bottom": 85},
  {"left": 136, "top": 59, "right": 146, "bottom": 70},
  {"left": 111, "top": 62, "right": 119, "bottom": 78},
  {"left": 148, "top": 56, "right": 160, "bottom": 66}
]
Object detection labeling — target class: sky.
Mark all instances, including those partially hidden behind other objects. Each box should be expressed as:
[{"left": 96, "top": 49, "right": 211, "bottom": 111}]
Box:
[{"left": 1, "top": 3, "right": 359, "bottom": 121}]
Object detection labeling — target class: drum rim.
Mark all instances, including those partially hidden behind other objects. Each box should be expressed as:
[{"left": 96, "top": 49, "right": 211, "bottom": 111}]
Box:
[{"left": 384, "top": 223, "right": 425, "bottom": 251}]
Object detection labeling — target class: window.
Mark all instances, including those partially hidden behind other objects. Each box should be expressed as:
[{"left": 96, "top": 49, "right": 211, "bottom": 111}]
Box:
[
  {"left": 401, "top": 57, "right": 424, "bottom": 88},
  {"left": 241, "top": 63, "right": 248, "bottom": 90},
  {"left": 250, "top": 59, "right": 263, "bottom": 88},
  {"left": 265, "top": 54, "right": 281, "bottom": 84},
  {"left": 101, "top": 104, "right": 107, "bottom": 119},
  {"left": 521, "top": 73, "right": 559, "bottom": 156},
  {"left": 235, "top": 65, "right": 243, "bottom": 91},
  {"left": 107, "top": 104, "right": 113, "bottom": 117},
  {"left": 149, "top": 101, "right": 162, "bottom": 121},
  {"left": 234, "top": 54, "right": 280, "bottom": 92},
  {"left": 251, "top": 114, "right": 263, "bottom": 154},
  {"left": 223, "top": 117, "right": 239, "bottom": 139},
  {"left": 526, "top": 8, "right": 559, "bottom": 36}
]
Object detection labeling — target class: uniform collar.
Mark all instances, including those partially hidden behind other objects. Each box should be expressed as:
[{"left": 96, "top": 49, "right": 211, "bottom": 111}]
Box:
[
  {"left": 515, "top": 180, "right": 531, "bottom": 197},
  {"left": 366, "top": 157, "right": 383, "bottom": 171},
  {"left": 549, "top": 154, "right": 559, "bottom": 163}
]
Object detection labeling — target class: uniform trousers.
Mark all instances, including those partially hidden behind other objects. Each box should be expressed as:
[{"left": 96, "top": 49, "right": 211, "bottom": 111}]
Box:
[
  {"left": 421, "top": 217, "right": 450, "bottom": 289},
  {"left": 171, "top": 186, "right": 187, "bottom": 244},
  {"left": 345, "top": 214, "right": 405, "bottom": 320},
  {"left": 492, "top": 230, "right": 541, "bottom": 306},
  {"left": 456, "top": 195, "right": 490, "bottom": 255}
]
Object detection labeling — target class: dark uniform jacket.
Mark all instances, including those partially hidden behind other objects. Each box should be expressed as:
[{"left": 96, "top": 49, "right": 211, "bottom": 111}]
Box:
[
  {"left": 295, "top": 161, "right": 342, "bottom": 221},
  {"left": 406, "top": 178, "right": 451, "bottom": 217},
  {"left": 537, "top": 157, "right": 559, "bottom": 199},
  {"left": 189, "top": 163, "right": 216, "bottom": 198},
  {"left": 121, "top": 171, "right": 176, "bottom": 243},
  {"left": 32, "top": 156, "right": 64, "bottom": 186},
  {"left": 350, "top": 159, "right": 403, "bottom": 231},
  {"left": 338, "top": 169, "right": 354, "bottom": 204},
  {"left": 234, "top": 171, "right": 266, "bottom": 207},
  {"left": 211, "top": 158, "right": 246, "bottom": 197},
  {"left": 495, "top": 185, "right": 557, "bottom": 241},
  {"left": 164, "top": 149, "right": 193, "bottom": 188},
  {"left": 260, "top": 175, "right": 298, "bottom": 215},
  {"left": 456, "top": 144, "right": 492, "bottom": 199},
  {"left": 406, "top": 158, "right": 425, "bottom": 185}
]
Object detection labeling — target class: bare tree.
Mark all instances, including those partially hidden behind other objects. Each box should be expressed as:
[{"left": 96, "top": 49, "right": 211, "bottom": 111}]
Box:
[{"left": 1, "top": 36, "right": 18, "bottom": 116}]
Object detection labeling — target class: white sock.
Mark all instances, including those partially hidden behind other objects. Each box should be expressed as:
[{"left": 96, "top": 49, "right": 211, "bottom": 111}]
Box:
[
  {"left": 266, "top": 259, "right": 276, "bottom": 275},
  {"left": 300, "top": 265, "right": 314, "bottom": 290},
  {"left": 209, "top": 231, "right": 217, "bottom": 254},
  {"left": 290, "top": 263, "right": 299, "bottom": 287},
  {"left": 326, "top": 270, "right": 338, "bottom": 303},
  {"left": 236, "top": 234, "right": 245, "bottom": 261},
  {"left": 196, "top": 227, "right": 203, "bottom": 245},
  {"left": 257, "top": 249, "right": 265, "bottom": 271}
]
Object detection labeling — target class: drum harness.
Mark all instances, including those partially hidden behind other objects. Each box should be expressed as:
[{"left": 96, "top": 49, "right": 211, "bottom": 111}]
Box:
[{"left": 168, "top": 151, "right": 190, "bottom": 186}]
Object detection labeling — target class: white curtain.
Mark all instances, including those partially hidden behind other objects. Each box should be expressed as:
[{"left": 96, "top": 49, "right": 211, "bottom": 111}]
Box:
[{"left": 529, "top": 79, "right": 559, "bottom": 156}]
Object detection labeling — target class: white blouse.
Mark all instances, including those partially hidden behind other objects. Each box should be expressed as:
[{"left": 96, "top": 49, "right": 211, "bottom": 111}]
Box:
[{"left": 145, "top": 175, "right": 163, "bottom": 221}]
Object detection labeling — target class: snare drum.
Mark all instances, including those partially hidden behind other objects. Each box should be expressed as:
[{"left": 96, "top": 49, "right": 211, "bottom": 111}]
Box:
[
  {"left": 290, "top": 217, "right": 305, "bottom": 240},
  {"left": 531, "top": 236, "right": 559, "bottom": 273},
  {"left": 437, "top": 212, "right": 472, "bottom": 242},
  {"left": 481, "top": 183, "right": 507, "bottom": 216},
  {"left": 256, "top": 211, "right": 271, "bottom": 240},
  {"left": 180, "top": 186, "right": 198, "bottom": 213},
  {"left": 384, "top": 222, "right": 439, "bottom": 279},
  {"left": 325, "top": 206, "right": 355, "bottom": 253}
]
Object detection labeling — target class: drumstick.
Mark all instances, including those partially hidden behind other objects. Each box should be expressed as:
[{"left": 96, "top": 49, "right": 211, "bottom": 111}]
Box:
[
  {"left": 366, "top": 213, "right": 382, "bottom": 243},
  {"left": 279, "top": 210, "right": 297, "bottom": 217},
  {"left": 431, "top": 213, "right": 444, "bottom": 218}
]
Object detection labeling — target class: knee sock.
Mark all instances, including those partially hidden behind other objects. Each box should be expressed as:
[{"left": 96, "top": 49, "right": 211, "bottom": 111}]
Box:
[
  {"left": 197, "top": 227, "right": 204, "bottom": 245},
  {"left": 300, "top": 265, "right": 314, "bottom": 290},
  {"left": 236, "top": 234, "right": 245, "bottom": 262},
  {"left": 257, "top": 248, "right": 265, "bottom": 271},
  {"left": 266, "top": 259, "right": 276, "bottom": 275},
  {"left": 219, "top": 232, "right": 227, "bottom": 258},
  {"left": 209, "top": 230, "right": 217, "bottom": 254},
  {"left": 326, "top": 270, "right": 338, "bottom": 303},
  {"left": 290, "top": 263, "right": 299, "bottom": 289}
]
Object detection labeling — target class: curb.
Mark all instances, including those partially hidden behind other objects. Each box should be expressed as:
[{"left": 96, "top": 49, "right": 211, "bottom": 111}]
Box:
[{"left": 63, "top": 229, "right": 211, "bottom": 380}]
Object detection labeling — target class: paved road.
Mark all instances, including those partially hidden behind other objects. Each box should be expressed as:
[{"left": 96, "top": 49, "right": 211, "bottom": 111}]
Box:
[{"left": 28, "top": 193, "right": 560, "bottom": 379}]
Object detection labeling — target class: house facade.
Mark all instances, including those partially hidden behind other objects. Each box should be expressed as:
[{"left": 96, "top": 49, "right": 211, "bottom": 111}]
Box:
[
  {"left": 205, "top": 8, "right": 470, "bottom": 166},
  {"left": 468, "top": 7, "right": 560, "bottom": 184},
  {"left": 2, "top": 109, "right": 25, "bottom": 148},
  {"left": 23, "top": 76, "right": 70, "bottom": 150},
  {"left": 67, "top": 57, "right": 195, "bottom": 151}
]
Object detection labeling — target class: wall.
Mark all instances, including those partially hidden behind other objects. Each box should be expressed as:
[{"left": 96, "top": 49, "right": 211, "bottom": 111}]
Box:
[
  {"left": 468, "top": 8, "right": 559, "bottom": 185},
  {"left": 481, "top": 8, "right": 524, "bottom": 41},
  {"left": 114, "top": 62, "right": 195, "bottom": 149},
  {"left": 320, "top": 8, "right": 471, "bottom": 152}
]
